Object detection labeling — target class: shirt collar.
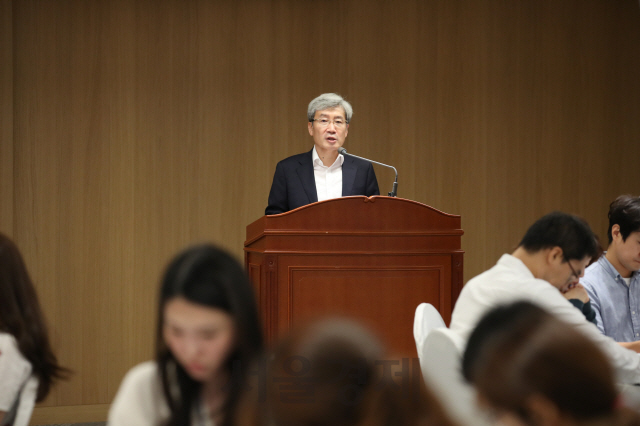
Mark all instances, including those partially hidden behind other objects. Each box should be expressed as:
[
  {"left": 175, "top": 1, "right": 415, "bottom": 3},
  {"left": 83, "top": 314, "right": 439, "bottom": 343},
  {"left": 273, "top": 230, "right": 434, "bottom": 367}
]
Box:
[
  {"left": 498, "top": 254, "right": 536, "bottom": 279},
  {"left": 312, "top": 146, "right": 344, "bottom": 169},
  {"left": 598, "top": 253, "right": 637, "bottom": 281}
]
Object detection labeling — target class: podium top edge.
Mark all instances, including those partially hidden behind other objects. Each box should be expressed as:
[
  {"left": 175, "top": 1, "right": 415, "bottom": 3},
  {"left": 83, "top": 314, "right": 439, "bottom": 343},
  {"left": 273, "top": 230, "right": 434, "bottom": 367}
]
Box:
[{"left": 264, "top": 196, "right": 461, "bottom": 218}]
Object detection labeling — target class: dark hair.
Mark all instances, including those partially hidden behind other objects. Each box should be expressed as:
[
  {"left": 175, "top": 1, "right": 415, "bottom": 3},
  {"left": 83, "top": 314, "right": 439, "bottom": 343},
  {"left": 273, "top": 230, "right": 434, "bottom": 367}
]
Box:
[
  {"left": 0, "top": 233, "right": 69, "bottom": 401},
  {"left": 155, "top": 244, "right": 263, "bottom": 426},
  {"left": 519, "top": 211, "right": 599, "bottom": 261},
  {"left": 608, "top": 195, "right": 640, "bottom": 244},
  {"left": 463, "top": 301, "right": 619, "bottom": 423},
  {"left": 238, "top": 317, "right": 457, "bottom": 426}
]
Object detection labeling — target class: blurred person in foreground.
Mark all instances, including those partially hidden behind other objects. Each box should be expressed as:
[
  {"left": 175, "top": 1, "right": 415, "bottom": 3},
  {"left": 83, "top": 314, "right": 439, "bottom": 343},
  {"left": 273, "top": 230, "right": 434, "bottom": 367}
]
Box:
[
  {"left": 463, "top": 301, "right": 640, "bottom": 426},
  {"left": 0, "top": 233, "right": 68, "bottom": 426},
  {"left": 108, "top": 244, "right": 263, "bottom": 426},
  {"left": 238, "top": 317, "right": 457, "bottom": 426}
]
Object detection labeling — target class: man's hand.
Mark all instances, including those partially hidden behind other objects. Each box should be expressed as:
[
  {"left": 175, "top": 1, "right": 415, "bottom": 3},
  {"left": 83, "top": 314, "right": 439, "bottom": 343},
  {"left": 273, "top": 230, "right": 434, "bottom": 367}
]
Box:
[
  {"left": 561, "top": 283, "right": 590, "bottom": 303},
  {"left": 619, "top": 341, "right": 640, "bottom": 353}
]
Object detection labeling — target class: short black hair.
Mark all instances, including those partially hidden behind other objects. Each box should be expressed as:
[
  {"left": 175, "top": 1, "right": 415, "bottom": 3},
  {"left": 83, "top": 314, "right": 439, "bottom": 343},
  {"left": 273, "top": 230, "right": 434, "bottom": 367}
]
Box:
[
  {"left": 462, "top": 301, "right": 546, "bottom": 383},
  {"left": 463, "top": 301, "right": 617, "bottom": 422},
  {"left": 518, "top": 211, "right": 599, "bottom": 261},
  {"left": 607, "top": 195, "right": 640, "bottom": 244}
]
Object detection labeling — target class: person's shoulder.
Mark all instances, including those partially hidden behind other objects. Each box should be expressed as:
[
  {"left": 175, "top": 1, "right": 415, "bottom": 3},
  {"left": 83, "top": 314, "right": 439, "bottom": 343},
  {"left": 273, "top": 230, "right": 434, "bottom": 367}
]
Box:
[
  {"left": 464, "top": 255, "right": 519, "bottom": 286},
  {"left": 0, "top": 332, "right": 33, "bottom": 411},
  {"left": 585, "top": 257, "right": 605, "bottom": 274},
  {"left": 108, "top": 361, "right": 166, "bottom": 425},
  {"left": 582, "top": 257, "right": 608, "bottom": 287},
  {"left": 0, "top": 332, "right": 29, "bottom": 367},
  {"left": 463, "top": 255, "right": 554, "bottom": 300},
  {"left": 120, "top": 361, "right": 160, "bottom": 387},
  {"left": 277, "top": 150, "right": 312, "bottom": 167},
  {"left": 113, "top": 360, "right": 162, "bottom": 402},
  {"left": 0, "top": 332, "right": 18, "bottom": 350}
]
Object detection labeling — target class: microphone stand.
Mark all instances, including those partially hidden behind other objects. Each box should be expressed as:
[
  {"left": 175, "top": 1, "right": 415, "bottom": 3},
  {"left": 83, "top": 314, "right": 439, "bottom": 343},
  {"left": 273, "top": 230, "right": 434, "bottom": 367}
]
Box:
[{"left": 338, "top": 148, "right": 398, "bottom": 197}]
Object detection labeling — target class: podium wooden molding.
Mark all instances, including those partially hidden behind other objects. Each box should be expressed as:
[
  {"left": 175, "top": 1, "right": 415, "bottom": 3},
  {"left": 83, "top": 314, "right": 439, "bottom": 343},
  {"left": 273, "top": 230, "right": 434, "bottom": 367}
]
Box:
[{"left": 244, "top": 196, "right": 463, "bottom": 355}]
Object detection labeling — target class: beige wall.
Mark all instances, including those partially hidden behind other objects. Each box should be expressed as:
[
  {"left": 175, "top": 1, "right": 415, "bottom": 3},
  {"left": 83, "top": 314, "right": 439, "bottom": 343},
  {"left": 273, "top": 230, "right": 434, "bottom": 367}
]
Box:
[{"left": 2, "top": 0, "right": 639, "bottom": 423}]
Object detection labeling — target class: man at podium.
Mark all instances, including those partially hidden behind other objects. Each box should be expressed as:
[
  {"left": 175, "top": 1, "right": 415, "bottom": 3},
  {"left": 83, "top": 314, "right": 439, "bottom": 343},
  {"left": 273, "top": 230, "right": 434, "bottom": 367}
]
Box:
[{"left": 265, "top": 93, "right": 379, "bottom": 215}]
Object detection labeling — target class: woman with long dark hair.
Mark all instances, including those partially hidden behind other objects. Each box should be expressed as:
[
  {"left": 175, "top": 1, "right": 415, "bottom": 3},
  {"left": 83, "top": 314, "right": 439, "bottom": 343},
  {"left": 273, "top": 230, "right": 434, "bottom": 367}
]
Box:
[
  {"left": 0, "top": 233, "right": 67, "bottom": 426},
  {"left": 108, "top": 244, "right": 263, "bottom": 426}
]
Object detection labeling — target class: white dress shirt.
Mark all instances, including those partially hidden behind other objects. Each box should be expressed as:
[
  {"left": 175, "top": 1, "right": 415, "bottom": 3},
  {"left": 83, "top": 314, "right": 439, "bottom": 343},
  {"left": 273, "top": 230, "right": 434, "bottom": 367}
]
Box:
[
  {"left": 312, "top": 146, "right": 343, "bottom": 202},
  {"left": 450, "top": 254, "right": 640, "bottom": 384}
]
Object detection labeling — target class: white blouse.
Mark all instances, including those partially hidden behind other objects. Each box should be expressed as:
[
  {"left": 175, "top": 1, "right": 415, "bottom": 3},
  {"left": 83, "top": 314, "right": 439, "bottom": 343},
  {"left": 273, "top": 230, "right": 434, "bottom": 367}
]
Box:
[
  {"left": 108, "top": 361, "right": 214, "bottom": 426},
  {"left": 0, "top": 332, "right": 38, "bottom": 426}
]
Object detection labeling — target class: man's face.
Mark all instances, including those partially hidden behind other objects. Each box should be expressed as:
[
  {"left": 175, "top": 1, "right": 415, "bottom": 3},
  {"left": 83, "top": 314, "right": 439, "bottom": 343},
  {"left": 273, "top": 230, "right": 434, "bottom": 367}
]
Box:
[
  {"left": 611, "top": 228, "right": 640, "bottom": 277},
  {"left": 547, "top": 255, "right": 590, "bottom": 292},
  {"left": 308, "top": 106, "right": 349, "bottom": 156}
]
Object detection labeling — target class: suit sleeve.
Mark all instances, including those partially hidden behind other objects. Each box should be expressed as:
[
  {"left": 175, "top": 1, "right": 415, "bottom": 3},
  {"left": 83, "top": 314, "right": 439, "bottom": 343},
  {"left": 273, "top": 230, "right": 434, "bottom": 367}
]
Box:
[
  {"left": 365, "top": 162, "right": 380, "bottom": 196},
  {"left": 265, "top": 162, "right": 288, "bottom": 215}
]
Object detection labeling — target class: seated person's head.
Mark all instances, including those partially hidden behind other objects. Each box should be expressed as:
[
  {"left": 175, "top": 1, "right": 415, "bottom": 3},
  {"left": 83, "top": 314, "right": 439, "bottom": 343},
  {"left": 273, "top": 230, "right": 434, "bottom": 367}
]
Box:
[
  {"left": 239, "top": 317, "right": 457, "bottom": 426},
  {"left": 607, "top": 195, "right": 640, "bottom": 277},
  {"left": 518, "top": 212, "right": 601, "bottom": 291},
  {"left": 462, "top": 301, "right": 621, "bottom": 426},
  {"left": 156, "top": 244, "right": 263, "bottom": 425}
]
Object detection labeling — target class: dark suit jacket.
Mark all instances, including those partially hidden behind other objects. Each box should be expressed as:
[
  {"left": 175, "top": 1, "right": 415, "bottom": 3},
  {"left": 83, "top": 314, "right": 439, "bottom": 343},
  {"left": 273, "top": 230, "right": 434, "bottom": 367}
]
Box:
[{"left": 265, "top": 149, "right": 380, "bottom": 215}]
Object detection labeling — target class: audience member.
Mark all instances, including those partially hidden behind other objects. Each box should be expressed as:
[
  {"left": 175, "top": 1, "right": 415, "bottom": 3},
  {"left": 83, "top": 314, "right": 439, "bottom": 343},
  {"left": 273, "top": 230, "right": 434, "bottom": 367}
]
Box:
[
  {"left": 449, "top": 211, "right": 640, "bottom": 383},
  {"left": 463, "top": 301, "right": 640, "bottom": 426},
  {"left": 238, "top": 317, "right": 457, "bottom": 426},
  {"left": 0, "top": 233, "right": 68, "bottom": 426},
  {"left": 108, "top": 244, "right": 263, "bottom": 426},
  {"left": 583, "top": 195, "right": 640, "bottom": 344}
]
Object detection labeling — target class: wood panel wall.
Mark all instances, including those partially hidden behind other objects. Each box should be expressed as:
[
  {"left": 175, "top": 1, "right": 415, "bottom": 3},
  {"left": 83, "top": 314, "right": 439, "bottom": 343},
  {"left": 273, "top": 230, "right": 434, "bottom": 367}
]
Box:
[
  {"left": 1, "top": 0, "right": 13, "bottom": 234},
  {"left": 1, "top": 0, "right": 639, "bottom": 423}
]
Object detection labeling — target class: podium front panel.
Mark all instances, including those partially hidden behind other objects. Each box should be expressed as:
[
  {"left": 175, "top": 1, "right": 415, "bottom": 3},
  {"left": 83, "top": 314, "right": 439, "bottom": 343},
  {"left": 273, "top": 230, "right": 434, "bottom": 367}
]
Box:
[{"left": 245, "top": 197, "right": 463, "bottom": 356}]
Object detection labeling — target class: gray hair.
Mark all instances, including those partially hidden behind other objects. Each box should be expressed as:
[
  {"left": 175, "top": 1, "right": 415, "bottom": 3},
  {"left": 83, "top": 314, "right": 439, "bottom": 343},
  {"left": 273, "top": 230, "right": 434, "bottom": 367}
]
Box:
[{"left": 307, "top": 93, "right": 353, "bottom": 123}]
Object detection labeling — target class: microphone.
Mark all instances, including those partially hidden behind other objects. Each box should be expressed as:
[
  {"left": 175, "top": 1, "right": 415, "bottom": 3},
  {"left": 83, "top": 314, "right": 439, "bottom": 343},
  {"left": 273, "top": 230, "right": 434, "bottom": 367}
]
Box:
[{"left": 338, "top": 148, "right": 398, "bottom": 197}]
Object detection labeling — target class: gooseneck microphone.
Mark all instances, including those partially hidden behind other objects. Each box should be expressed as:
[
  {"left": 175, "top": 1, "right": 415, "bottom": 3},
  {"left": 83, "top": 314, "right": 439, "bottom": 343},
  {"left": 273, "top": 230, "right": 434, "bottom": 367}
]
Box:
[{"left": 338, "top": 148, "right": 398, "bottom": 197}]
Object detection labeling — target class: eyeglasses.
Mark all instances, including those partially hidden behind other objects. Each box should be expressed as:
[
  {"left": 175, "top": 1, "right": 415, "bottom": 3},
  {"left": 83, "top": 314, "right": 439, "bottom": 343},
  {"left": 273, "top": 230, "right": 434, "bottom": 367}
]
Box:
[
  {"left": 565, "top": 258, "right": 581, "bottom": 280},
  {"left": 310, "top": 118, "right": 347, "bottom": 129}
]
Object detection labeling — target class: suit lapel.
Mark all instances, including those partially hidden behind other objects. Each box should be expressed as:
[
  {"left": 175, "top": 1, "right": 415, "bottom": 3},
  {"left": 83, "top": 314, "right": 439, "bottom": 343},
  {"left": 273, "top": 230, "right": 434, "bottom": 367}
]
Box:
[
  {"left": 342, "top": 154, "right": 356, "bottom": 196},
  {"left": 297, "top": 149, "right": 318, "bottom": 203}
]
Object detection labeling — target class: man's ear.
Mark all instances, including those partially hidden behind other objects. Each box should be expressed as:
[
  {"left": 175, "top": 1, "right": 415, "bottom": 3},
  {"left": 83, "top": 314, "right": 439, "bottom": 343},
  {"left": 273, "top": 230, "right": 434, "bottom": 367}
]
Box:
[
  {"left": 547, "top": 246, "right": 564, "bottom": 264},
  {"left": 308, "top": 122, "right": 314, "bottom": 135},
  {"left": 611, "top": 224, "right": 622, "bottom": 242}
]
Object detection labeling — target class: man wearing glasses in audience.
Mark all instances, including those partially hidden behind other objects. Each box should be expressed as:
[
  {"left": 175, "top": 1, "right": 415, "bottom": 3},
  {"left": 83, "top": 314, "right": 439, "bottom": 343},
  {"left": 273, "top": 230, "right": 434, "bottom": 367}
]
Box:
[
  {"left": 449, "top": 212, "right": 640, "bottom": 384},
  {"left": 265, "top": 93, "right": 379, "bottom": 215},
  {"left": 583, "top": 195, "right": 640, "bottom": 347}
]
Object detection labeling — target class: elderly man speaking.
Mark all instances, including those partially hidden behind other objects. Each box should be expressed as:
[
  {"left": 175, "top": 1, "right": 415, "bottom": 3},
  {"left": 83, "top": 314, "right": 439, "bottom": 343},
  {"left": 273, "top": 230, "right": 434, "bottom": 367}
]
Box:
[{"left": 265, "top": 93, "right": 379, "bottom": 215}]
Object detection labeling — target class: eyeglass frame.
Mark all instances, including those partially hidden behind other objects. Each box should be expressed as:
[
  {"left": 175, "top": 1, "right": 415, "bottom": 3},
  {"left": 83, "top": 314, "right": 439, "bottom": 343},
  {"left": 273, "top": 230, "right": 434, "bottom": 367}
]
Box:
[
  {"left": 309, "top": 118, "right": 348, "bottom": 129},
  {"left": 564, "top": 257, "right": 582, "bottom": 280}
]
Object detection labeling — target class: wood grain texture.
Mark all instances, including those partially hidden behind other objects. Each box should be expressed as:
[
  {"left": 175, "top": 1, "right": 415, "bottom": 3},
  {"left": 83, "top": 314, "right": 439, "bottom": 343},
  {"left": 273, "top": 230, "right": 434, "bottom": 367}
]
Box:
[
  {"left": 6, "top": 0, "right": 640, "bottom": 421},
  {"left": 30, "top": 404, "right": 109, "bottom": 425},
  {"left": 1, "top": 0, "right": 13, "bottom": 235}
]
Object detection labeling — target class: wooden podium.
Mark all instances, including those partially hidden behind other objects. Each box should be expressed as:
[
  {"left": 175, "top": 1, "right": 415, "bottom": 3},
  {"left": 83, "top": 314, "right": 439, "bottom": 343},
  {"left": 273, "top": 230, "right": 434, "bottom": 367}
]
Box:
[{"left": 244, "top": 196, "right": 464, "bottom": 356}]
